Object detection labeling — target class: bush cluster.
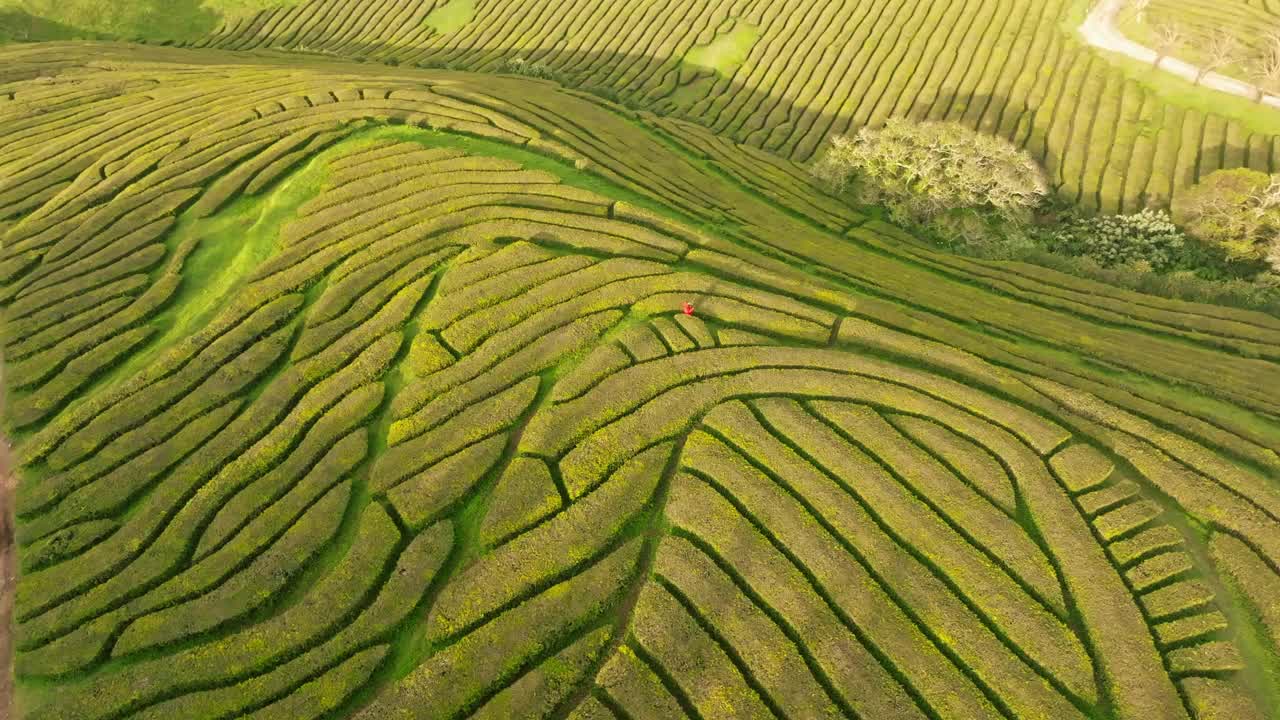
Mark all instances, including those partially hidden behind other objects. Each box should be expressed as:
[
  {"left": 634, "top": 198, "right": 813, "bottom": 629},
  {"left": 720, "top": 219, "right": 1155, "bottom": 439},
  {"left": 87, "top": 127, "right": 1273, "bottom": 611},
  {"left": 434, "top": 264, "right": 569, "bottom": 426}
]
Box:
[
  {"left": 499, "top": 56, "right": 560, "bottom": 81},
  {"left": 1023, "top": 249, "right": 1280, "bottom": 313},
  {"left": 1042, "top": 209, "right": 1187, "bottom": 271},
  {"left": 812, "top": 118, "right": 1049, "bottom": 226},
  {"left": 811, "top": 120, "right": 1280, "bottom": 312},
  {"left": 1172, "top": 168, "right": 1280, "bottom": 267}
]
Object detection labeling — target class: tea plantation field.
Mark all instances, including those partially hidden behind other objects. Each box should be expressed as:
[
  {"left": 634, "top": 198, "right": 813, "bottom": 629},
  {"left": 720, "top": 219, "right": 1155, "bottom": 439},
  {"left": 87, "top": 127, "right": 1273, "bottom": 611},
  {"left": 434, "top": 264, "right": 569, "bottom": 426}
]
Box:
[
  {"left": 3, "top": 5, "right": 1280, "bottom": 720},
  {"left": 176, "top": 0, "right": 1280, "bottom": 212},
  {"left": 10, "top": 0, "right": 1280, "bottom": 210}
]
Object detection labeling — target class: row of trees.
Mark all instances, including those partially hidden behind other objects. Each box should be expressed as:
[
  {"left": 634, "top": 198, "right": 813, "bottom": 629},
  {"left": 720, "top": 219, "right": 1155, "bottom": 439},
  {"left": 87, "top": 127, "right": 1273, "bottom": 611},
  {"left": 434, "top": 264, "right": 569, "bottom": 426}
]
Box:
[
  {"left": 0, "top": 9, "right": 36, "bottom": 42},
  {"left": 1134, "top": 0, "right": 1280, "bottom": 100}
]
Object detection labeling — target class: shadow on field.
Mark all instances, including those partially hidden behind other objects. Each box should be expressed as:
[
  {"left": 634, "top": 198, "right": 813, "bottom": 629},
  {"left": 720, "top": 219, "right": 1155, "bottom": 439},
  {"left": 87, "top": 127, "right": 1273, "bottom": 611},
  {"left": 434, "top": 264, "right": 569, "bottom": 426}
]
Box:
[
  {"left": 243, "top": 39, "right": 1268, "bottom": 195},
  {"left": 15, "top": 33, "right": 1261, "bottom": 216},
  {"left": 190, "top": 41, "right": 925, "bottom": 164},
  {"left": 18, "top": 33, "right": 1259, "bottom": 194}
]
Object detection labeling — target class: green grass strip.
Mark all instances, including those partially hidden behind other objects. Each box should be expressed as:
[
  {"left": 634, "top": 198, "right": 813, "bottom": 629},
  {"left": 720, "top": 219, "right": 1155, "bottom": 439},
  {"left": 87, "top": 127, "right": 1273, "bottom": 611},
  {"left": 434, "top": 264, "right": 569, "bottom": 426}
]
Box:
[{"left": 422, "top": 0, "right": 475, "bottom": 35}]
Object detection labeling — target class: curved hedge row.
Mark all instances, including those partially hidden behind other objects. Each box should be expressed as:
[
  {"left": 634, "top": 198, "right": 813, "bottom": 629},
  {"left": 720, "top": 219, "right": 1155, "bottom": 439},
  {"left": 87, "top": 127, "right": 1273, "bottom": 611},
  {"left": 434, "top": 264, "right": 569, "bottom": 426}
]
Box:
[{"left": 180, "top": 0, "right": 1280, "bottom": 212}]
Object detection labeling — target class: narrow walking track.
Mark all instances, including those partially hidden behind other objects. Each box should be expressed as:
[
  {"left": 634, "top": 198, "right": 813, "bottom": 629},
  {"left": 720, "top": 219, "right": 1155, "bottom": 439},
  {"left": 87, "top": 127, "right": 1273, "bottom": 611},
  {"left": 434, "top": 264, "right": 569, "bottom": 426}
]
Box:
[
  {"left": 1, "top": 370, "right": 14, "bottom": 720},
  {"left": 1080, "top": 0, "right": 1280, "bottom": 109}
]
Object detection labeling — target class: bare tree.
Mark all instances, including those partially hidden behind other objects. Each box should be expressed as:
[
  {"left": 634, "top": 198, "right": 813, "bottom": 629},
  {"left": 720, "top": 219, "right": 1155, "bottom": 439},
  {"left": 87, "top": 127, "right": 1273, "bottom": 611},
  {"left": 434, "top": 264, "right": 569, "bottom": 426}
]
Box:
[
  {"left": 1258, "top": 175, "right": 1280, "bottom": 213},
  {"left": 1250, "top": 35, "right": 1280, "bottom": 102},
  {"left": 1195, "top": 31, "right": 1240, "bottom": 85},
  {"left": 1260, "top": 178, "right": 1280, "bottom": 270},
  {"left": 1152, "top": 23, "right": 1185, "bottom": 69},
  {"left": 1267, "top": 233, "right": 1280, "bottom": 272},
  {"left": 1263, "top": 28, "right": 1280, "bottom": 51},
  {"left": 1130, "top": 0, "right": 1152, "bottom": 24}
]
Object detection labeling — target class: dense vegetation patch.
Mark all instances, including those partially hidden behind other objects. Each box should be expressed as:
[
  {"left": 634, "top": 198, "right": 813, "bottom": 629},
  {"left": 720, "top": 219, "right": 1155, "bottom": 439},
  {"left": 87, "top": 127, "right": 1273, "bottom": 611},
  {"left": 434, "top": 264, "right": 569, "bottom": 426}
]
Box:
[
  {"left": 811, "top": 119, "right": 1280, "bottom": 311},
  {"left": 422, "top": 0, "right": 475, "bottom": 36},
  {"left": 0, "top": 0, "right": 301, "bottom": 42}
]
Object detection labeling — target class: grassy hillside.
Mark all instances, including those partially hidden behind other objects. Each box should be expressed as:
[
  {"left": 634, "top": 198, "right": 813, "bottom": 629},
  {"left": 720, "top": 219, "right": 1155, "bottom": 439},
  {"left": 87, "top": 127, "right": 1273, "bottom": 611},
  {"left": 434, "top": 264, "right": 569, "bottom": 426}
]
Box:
[
  {"left": 166, "top": 0, "right": 1279, "bottom": 216},
  {"left": 1126, "top": 0, "right": 1279, "bottom": 52},
  {"left": 9, "top": 0, "right": 1280, "bottom": 214},
  {"left": 3, "top": 40, "right": 1280, "bottom": 719},
  {"left": 0, "top": 0, "right": 302, "bottom": 43}
]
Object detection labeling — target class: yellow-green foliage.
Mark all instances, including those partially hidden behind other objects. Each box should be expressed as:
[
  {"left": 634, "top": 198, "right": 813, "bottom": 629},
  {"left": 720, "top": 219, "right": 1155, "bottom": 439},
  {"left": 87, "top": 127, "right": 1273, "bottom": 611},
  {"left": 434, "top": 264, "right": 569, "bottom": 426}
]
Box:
[
  {"left": 683, "top": 19, "right": 760, "bottom": 75},
  {"left": 423, "top": 0, "right": 475, "bottom": 35},
  {"left": 4, "top": 0, "right": 302, "bottom": 42},
  {"left": 1173, "top": 168, "right": 1280, "bottom": 264},
  {"left": 7, "top": 46, "right": 1280, "bottom": 720}
]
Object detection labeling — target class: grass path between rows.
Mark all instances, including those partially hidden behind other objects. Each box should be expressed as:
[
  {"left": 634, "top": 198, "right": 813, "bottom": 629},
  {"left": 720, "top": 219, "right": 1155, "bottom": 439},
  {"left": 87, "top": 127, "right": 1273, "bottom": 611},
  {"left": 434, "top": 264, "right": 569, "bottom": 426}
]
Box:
[
  {"left": 1, "top": 406, "right": 13, "bottom": 720},
  {"left": 98, "top": 138, "right": 344, "bottom": 394}
]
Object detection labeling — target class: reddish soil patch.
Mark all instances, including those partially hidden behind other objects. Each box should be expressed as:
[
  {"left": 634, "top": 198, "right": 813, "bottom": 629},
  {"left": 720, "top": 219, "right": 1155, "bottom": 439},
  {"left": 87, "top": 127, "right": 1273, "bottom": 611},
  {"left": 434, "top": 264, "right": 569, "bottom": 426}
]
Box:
[{"left": 1, "top": 372, "right": 14, "bottom": 719}]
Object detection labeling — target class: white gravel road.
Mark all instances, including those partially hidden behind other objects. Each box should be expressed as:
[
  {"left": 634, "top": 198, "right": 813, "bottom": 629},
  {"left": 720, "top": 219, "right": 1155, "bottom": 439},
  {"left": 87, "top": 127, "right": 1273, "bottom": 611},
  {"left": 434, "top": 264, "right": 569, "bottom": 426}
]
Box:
[{"left": 1079, "top": 0, "right": 1280, "bottom": 109}]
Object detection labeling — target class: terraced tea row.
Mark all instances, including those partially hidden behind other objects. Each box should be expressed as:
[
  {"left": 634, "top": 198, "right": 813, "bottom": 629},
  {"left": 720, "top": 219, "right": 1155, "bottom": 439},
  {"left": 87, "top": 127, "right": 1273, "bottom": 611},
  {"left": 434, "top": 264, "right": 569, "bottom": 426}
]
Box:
[
  {"left": 187, "top": 0, "right": 1280, "bottom": 212},
  {"left": 4, "top": 44, "right": 1280, "bottom": 719}
]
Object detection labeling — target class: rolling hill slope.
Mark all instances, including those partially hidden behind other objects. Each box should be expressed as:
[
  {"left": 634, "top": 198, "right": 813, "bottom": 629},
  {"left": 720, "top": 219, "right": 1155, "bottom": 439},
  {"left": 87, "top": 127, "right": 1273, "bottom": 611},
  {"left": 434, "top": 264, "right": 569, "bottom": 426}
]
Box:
[
  {"left": 3, "top": 40, "right": 1280, "bottom": 719},
  {"left": 9, "top": 0, "right": 1280, "bottom": 213},
  {"left": 178, "top": 0, "right": 1280, "bottom": 215}
]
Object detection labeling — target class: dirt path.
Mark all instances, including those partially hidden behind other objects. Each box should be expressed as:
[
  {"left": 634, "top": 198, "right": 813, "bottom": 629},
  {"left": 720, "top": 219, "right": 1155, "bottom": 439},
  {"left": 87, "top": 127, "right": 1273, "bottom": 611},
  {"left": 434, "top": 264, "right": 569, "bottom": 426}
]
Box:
[
  {"left": 1079, "top": 0, "right": 1280, "bottom": 109},
  {"left": 1, "top": 362, "right": 14, "bottom": 720}
]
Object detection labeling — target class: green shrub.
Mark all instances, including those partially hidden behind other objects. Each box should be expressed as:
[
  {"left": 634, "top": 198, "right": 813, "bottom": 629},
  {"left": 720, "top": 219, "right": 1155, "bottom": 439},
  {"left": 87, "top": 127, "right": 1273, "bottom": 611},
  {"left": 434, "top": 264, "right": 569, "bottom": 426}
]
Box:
[
  {"left": 929, "top": 209, "right": 1038, "bottom": 259},
  {"left": 812, "top": 119, "right": 1049, "bottom": 226},
  {"left": 1043, "top": 209, "right": 1187, "bottom": 271},
  {"left": 499, "top": 57, "right": 560, "bottom": 82},
  {"left": 1172, "top": 168, "right": 1280, "bottom": 264},
  {"left": 1018, "top": 249, "right": 1280, "bottom": 314}
]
